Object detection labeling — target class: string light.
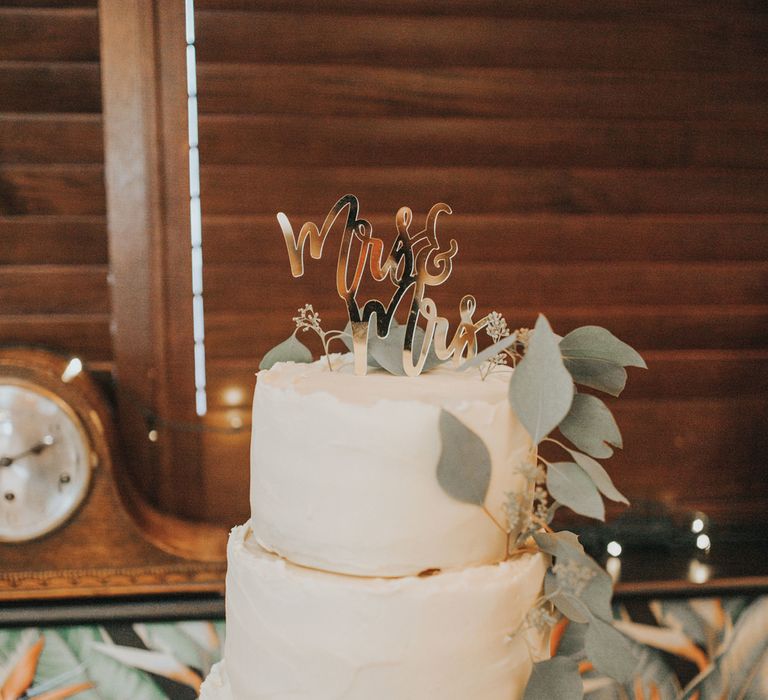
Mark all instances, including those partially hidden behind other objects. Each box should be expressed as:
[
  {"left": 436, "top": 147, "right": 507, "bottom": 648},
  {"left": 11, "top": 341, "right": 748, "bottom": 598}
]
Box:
[
  {"left": 61, "top": 357, "right": 83, "bottom": 383},
  {"left": 696, "top": 533, "right": 711, "bottom": 551},
  {"left": 688, "top": 559, "right": 712, "bottom": 584},
  {"left": 185, "top": 0, "right": 207, "bottom": 417}
]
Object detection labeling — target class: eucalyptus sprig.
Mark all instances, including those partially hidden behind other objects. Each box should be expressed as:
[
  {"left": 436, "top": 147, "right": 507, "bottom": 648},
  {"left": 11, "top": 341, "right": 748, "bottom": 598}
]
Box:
[
  {"left": 436, "top": 313, "right": 645, "bottom": 697},
  {"left": 259, "top": 303, "right": 348, "bottom": 371}
]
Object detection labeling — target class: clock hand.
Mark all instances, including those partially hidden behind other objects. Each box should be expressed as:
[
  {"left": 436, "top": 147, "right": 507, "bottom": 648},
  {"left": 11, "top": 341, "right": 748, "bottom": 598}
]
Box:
[{"left": 0, "top": 435, "right": 55, "bottom": 467}]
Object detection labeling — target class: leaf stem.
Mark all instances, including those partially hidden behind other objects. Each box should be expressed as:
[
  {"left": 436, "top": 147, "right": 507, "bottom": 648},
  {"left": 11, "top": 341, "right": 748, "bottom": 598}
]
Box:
[
  {"left": 543, "top": 436, "right": 571, "bottom": 455},
  {"left": 482, "top": 505, "right": 509, "bottom": 536}
]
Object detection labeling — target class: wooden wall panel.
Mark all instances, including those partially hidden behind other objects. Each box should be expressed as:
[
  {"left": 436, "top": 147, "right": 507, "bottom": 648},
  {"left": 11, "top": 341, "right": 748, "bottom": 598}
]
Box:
[
  {"left": 0, "top": 7, "right": 110, "bottom": 376},
  {"left": 193, "top": 2, "right": 768, "bottom": 525}
]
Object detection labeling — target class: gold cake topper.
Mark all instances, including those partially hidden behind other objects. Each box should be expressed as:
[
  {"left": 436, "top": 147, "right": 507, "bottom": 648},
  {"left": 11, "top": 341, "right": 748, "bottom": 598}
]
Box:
[{"left": 277, "top": 195, "right": 491, "bottom": 376}]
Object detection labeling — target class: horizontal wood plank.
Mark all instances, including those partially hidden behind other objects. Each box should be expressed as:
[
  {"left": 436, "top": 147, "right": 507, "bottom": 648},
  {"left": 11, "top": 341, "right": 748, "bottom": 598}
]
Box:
[
  {"left": 196, "top": 11, "right": 768, "bottom": 72},
  {"left": 0, "top": 114, "right": 102, "bottom": 164},
  {"left": 197, "top": 65, "right": 768, "bottom": 122},
  {"left": 0, "top": 265, "right": 108, "bottom": 314},
  {"left": 0, "top": 165, "right": 105, "bottom": 215},
  {"left": 201, "top": 214, "right": 768, "bottom": 264},
  {"left": 199, "top": 166, "right": 768, "bottom": 215},
  {"left": 0, "top": 314, "right": 112, "bottom": 361},
  {"left": 609, "top": 397, "right": 767, "bottom": 511},
  {"left": 0, "top": 8, "right": 99, "bottom": 62},
  {"left": 204, "top": 306, "right": 768, "bottom": 360},
  {"left": 199, "top": 115, "right": 768, "bottom": 169},
  {"left": 0, "top": 216, "right": 107, "bottom": 264},
  {"left": 204, "top": 261, "right": 768, "bottom": 311},
  {"left": 0, "top": 62, "right": 100, "bottom": 113},
  {"left": 194, "top": 0, "right": 766, "bottom": 20},
  {"left": 0, "top": 1, "right": 96, "bottom": 6}
]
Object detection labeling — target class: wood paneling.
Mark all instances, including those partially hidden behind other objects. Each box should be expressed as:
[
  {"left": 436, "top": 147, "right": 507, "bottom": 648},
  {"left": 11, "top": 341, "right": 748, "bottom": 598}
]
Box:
[
  {"left": 199, "top": 166, "right": 768, "bottom": 215},
  {"left": 195, "top": 12, "right": 768, "bottom": 72},
  {"left": 197, "top": 65, "right": 768, "bottom": 121},
  {"left": 201, "top": 214, "right": 768, "bottom": 263},
  {"left": 195, "top": 0, "right": 767, "bottom": 20},
  {"left": 0, "top": 63, "right": 101, "bottom": 112},
  {"left": 200, "top": 116, "right": 768, "bottom": 169},
  {"left": 0, "top": 115, "right": 103, "bottom": 163},
  {"left": 204, "top": 307, "right": 768, "bottom": 360},
  {"left": 0, "top": 8, "right": 98, "bottom": 61},
  {"left": 0, "top": 217, "right": 106, "bottom": 264},
  {"left": 203, "top": 262, "right": 767, "bottom": 311},
  {"left": 0, "top": 315, "right": 111, "bottom": 361},
  {"left": 0, "top": 266, "right": 108, "bottom": 314},
  {"left": 193, "top": 2, "right": 768, "bottom": 524},
  {"left": 0, "top": 7, "right": 109, "bottom": 407},
  {"left": 0, "top": 165, "right": 105, "bottom": 215}
]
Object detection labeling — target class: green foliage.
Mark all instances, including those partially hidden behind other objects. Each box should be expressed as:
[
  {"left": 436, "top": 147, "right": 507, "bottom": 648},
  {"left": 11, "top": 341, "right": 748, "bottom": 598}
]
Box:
[
  {"left": 534, "top": 531, "right": 613, "bottom": 622},
  {"left": 342, "top": 320, "right": 443, "bottom": 375},
  {"left": 560, "top": 326, "right": 646, "bottom": 369},
  {"left": 457, "top": 332, "right": 517, "bottom": 371},
  {"left": 545, "top": 571, "right": 591, "bottom": 623},
  {"left": 509, "top": 314, "right": 574, "bottom": 444},
  {"left": 559, "top": 393, "right": 622, "bottom": 459},
  {"left": 259, "top": 333, "right": 313, "bottom": 370},
  {"left": 586, "top": 616, "right": 638, "bottom": 684},
  {"left": 524, "top": 657, "right": 583, "bottom": 700},
  {"left": 563, "top": 357, "right": 628, "bottom": 397},
  {"left": 436, "top": 409, "right": 492, "bottom": 506},
  {"left": 547, "top": 461, "right": 605, "bottom": 520},
  {"left": 567, "top": 449, "right": 629, "bottom": 505}
]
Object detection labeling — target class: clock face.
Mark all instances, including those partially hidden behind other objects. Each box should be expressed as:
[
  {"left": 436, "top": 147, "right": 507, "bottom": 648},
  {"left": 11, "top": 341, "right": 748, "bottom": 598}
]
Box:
[{"left": 0, "top": 381, "right": 93, "bottom": 542}]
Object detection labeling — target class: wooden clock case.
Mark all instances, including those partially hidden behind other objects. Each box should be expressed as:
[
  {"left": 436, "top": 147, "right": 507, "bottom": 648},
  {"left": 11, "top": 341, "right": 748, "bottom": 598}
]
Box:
[{"left": 0, "top": 347, "right": 226, "bottom": 602}]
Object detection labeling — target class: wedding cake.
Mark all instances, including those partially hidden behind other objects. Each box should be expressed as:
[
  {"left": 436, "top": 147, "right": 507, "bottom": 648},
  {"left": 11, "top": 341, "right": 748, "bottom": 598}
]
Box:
[
  {"left": 199, "top": 195, "right": 643, "bottom": 699},
  {"left": 200, "top": 356, "right": 549, "bottom": 700}
]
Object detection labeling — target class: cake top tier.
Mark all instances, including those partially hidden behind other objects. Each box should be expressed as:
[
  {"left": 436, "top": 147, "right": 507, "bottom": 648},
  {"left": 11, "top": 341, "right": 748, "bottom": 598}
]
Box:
[
  {"left": 258, "top": 353, "right": 509, "bottom": 407},
  {"left": 250, "top": 354, "right": 532, "bottom": 577}
]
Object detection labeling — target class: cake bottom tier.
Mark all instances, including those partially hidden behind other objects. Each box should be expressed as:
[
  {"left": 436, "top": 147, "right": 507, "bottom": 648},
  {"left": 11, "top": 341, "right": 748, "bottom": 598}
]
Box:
[{"left": 203, "top": 523, "right": 549, "bottom": 700}]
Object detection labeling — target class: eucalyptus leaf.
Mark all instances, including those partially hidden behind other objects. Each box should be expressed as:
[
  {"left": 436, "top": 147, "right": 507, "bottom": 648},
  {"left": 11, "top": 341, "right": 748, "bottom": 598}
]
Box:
[
  {"left": 567, "top": 449, "right": 629, "bottom": 505},
  {"left": 342, "top": 320, "right": 442, "bottom": 375},
  {"left": 563, "top": 357, "right": 627, "bottom": 397},
  {"left": 509, "top": 314, "right": 574, "bottom": 444},
  {"left": 523, "top": 657, "right": 583, "bottom": 700},
  {"left": 560, "top": 326, "right": 646, "bottom": 368},
  {"left": 579, "top": 569, "right": 614, "bottom": 623},
  {"left": 545, "top": 571, "right": 590, "bottom": 623},
  {"left": 546, "top": 500, "right": 561, "bottom": 525},
  {"left": 559, "top": 393, "right": 622, "bottom": 458},
  {"left": 259, "top": 333, "right": 313, "bottom": 370},
  {"left": 457, "top": 332, "right": 517, "bottom": 371},
  {"left": 533, "top": 530, "right": 585, "bottom": 558},
  {"left": 547, "top": 461, "right": 605, "bottom": 521},
  {"left": 585, "top": 615, "right": 637, "bottom": 684},
  {"left": 534, "top": 531, "right": 613, "bottom": 621},
  {"left": 436, "top": 409, "right": 492, "bottom": 506}
]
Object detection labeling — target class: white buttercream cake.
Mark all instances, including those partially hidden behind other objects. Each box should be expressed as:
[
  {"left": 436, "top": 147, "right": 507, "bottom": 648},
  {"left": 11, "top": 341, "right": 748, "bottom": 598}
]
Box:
[{"left": 200, "top": 355, "right": 550, "bottom": 699}]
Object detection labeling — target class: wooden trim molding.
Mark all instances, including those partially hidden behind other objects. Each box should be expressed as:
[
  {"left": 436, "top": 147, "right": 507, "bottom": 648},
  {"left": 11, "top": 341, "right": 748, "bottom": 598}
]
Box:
[{"left": 99, "top": 0, "right": 226, "bottom": 552}]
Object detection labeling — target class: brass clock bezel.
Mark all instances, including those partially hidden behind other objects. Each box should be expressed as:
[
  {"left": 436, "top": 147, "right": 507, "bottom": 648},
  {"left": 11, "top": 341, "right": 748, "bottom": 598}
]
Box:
[{"left": 0, "top": 348, "right": 105, "bottom": 544}]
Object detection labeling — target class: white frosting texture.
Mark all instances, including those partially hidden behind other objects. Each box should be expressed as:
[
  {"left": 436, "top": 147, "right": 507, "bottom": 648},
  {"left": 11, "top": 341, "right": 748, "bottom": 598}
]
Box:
[
  {"left": 221, "top": 524, "right": 549, "bottom": 700},
  {"left": 250, "top": 355, "right": 533, "bottom": 576},
  {"left": 198, "top": 661, "right": 232, "bottom": 700}
]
